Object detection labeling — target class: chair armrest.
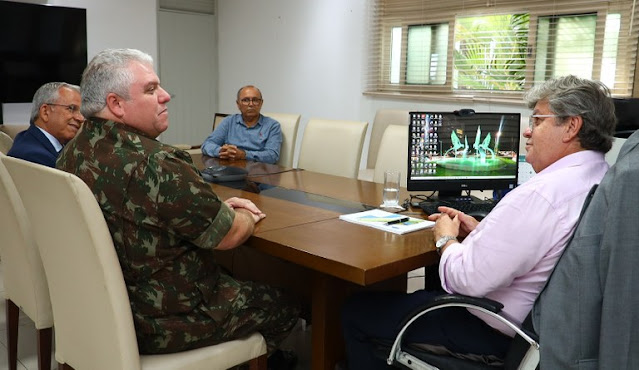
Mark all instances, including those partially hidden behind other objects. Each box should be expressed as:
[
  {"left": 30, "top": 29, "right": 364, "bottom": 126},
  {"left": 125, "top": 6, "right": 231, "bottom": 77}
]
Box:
[
  {"left": 387, "top": 294, "right": 539, "bottom": 367},
  {"left": 398, "top": 294, "right": 503, "bottom": 330}
]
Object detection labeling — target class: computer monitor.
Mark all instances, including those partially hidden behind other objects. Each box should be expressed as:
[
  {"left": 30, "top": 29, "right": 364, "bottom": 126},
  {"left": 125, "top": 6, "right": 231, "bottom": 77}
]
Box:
[{"left": 407, "top": 110, "right": 521, "bottom": 199}]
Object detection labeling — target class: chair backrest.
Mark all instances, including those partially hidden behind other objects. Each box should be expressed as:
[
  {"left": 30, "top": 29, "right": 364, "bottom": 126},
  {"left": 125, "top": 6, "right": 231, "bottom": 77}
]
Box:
[
  {"left": 372, "top": 125, "right": 408, "bottom": 187},
  {"left": 532, "top": 131, "right": 639, "bottom": 368},
  {"left": 212, "top": 113, "right": 230, "bottom": 131},
  {"left": 0, "top": 124, "right": 29, "bottom": 139},
  {"left": 297, "top": 118, "right": 368, "bottom": 178},
  {"left": 367, "top": 109, "right": 409, "bottom": 170},
  {"left": 0, "top": 130, "right": 13, "bottom": 154},
  {"left": 263, "top": 112, "right": 301, "bottom": 168},
  {"left": 3, "top": 156, "right": 142, "bottom": 370},
  {"left": 0, "top": 155, "right": 52, "bottom": 328}
]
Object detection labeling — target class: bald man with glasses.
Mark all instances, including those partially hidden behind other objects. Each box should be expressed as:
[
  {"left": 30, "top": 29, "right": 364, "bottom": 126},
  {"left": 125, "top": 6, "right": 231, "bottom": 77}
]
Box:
[
  {"left": 8, "top": 82, "right": 84, "bottom": 167},
  {"left": 201, "top": 85, "right": 282, "bottom": 164}
]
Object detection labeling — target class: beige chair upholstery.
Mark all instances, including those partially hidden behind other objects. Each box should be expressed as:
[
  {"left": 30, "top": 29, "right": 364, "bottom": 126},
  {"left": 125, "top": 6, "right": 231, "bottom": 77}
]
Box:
[
  {"left": 263, "top": 112, "right": 301, "bottom": 168},
  {"left": 364, "top": 110, "right": 409, "bottom": 176},
  {"left": 212, "top": 113, "right": 229, "bottom": 131},
  {"left": 0, "top": 124, "right": 29, "bottom": 139},
  {"left": 2, "top": 156, "right": 268, "bottom": 370},
  {"left": 0, "top": 131, "right": 13, "bottom": 154},
  {"left": 298, "top": 118, "right": 368, "bottom": 178},
  {"left": 372, "top": 125, "right": 409, "bottom": 187},
  {"left": 0, "top": 155, "right": 53, "bottom": 370}
]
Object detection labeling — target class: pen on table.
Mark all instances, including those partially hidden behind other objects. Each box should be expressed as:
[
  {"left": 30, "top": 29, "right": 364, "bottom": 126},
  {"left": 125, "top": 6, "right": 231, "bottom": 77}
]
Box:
[{"left": 386, "top": 217, "right": 409, "bottom": 225}]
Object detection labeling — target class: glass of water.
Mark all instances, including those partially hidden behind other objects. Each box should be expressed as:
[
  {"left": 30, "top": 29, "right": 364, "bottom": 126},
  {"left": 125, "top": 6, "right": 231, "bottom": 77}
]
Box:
[{"left": 382, "top": 170, "right": 401, "bottom": 207}]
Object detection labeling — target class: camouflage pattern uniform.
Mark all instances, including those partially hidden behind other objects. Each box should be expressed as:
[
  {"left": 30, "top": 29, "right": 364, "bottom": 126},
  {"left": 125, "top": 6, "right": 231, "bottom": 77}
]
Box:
[{"left": 57, "top": 118, "right": 299, "bottom": 354}]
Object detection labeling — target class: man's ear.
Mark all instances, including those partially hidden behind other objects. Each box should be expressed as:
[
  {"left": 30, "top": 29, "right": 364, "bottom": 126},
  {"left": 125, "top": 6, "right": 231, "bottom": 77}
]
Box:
[
  {"left": 38, "top": 104, "right": 50, "bottom": 123},
  {"left": 106, "top": 93, "right": 125, "bottom": 118},
  {"left": 563, "top": 115, "right": 583, "bottom": 142}
]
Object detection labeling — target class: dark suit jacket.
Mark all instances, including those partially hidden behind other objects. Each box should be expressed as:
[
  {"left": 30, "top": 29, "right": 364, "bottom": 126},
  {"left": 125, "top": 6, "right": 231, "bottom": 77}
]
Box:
[
  {"left": 532, "top": 130, "right": 639, "bottom": 369},
  {"left": 7, "top": 124, "right": 60, "bottom": 167}
]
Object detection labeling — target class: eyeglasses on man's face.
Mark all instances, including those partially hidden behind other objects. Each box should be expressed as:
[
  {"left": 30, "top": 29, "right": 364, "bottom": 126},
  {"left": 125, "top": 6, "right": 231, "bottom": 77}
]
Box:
[
  {"left": 47, "top": 103, "right": 82, "bottom": 115},
  {"left": 239, "top": 97, "right": 263, "bottom": 106},
  {"left": 528, "top": 114, "right": 562, "bottom": 131}
]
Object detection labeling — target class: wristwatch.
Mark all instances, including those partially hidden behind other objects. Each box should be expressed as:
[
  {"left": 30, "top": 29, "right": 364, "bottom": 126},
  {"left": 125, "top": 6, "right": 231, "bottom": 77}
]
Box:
[{"left": 435, "top": 235, "right": 457, "bottom": 255}]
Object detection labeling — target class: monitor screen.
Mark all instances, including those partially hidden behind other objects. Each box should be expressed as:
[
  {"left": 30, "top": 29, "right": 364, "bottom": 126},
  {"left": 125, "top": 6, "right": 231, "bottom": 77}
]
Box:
[
  {"left": 0, "top": 1, "right": 87, "bottom": 103},
  {"left": 407, "top": 110, "right": 521, "bottom": 196}
]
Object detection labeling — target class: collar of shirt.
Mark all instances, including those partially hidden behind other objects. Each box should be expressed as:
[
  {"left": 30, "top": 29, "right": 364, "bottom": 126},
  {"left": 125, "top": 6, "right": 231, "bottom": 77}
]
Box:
[
  {"left": 534, "top": 150, "right": 607, "bottom": 177},
  {"left": 36, "top": 126, "right": 63, "bottom": 152},
  {"left": 236, "top": 114, "right": 263, "bottom": 129}
]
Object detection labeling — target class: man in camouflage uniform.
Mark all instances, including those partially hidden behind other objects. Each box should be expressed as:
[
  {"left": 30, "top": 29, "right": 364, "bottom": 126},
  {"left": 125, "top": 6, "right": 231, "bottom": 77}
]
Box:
[{"left": 57, "top": 48, "right": 299, "bottom": 355}]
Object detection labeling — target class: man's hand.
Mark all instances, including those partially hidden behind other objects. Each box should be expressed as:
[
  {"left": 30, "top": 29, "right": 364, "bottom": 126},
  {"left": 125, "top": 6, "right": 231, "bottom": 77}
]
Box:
[
  {"left": 225, "top": 197, "right": 266, "bottom": 223},
  {"left": 432, "top": 213, "right": 460, "bottom": 241},
  {"left": 215, "top": 197, "right": 266, "bottom": 250},
  {"left": 428, "top": 206, "right": 479, "bottom": 238},
  {"left": 219, "top": 144, "right": 247, "bottom": 160}
]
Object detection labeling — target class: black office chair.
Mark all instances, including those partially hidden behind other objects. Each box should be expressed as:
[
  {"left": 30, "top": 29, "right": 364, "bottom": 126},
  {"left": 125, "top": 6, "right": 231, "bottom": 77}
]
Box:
[
  {"left": 385, "top": 294, "right": 539, "bottom": 369},
  {"left": 612, "top": 98, "right": 639, "bottom": 138}
]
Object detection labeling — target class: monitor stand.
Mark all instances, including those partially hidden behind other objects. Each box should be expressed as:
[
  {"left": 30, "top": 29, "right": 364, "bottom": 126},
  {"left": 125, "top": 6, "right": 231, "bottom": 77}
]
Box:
[
  {"left": 416, "top": 190, "right": 496, "bottom": 216},
  {"left": 433, "top": 190, "right": 480, "bottom": 203}
]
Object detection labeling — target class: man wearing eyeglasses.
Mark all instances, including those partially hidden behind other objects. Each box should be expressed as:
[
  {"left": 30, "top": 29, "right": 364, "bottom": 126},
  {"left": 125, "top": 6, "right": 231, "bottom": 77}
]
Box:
[
  {"left": 7, "top": 82, "right": 84, "bottom": 167},
  {"left": 342, "top": 75, "right": 617, "bottom": 369},
  {"left": 201, "top": 85, "right": 282, "bottom": 164}
]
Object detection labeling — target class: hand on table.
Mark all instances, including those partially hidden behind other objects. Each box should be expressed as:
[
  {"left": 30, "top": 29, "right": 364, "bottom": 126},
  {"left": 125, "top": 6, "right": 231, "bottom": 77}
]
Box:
[
  {"left": 219, "top": 144, "right": 246, "bottom": 160},
  {"left": 225, "top": 197, "right": 266, "bottom": 223}
]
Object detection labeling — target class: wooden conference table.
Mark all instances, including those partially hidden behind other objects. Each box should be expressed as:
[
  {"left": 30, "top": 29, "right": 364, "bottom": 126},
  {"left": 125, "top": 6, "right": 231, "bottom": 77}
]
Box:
[{"left": 198, "top": 156, "right": 438, "bottom": 370}]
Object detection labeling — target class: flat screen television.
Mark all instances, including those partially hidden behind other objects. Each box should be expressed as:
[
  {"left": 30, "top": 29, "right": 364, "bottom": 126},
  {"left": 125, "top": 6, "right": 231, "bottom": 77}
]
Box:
[
  {"left": 0, "top": 1, "right": 87, "bottom": 104},
  {"left": 407, "top": 110, "right": 521, "bottom": 199}
]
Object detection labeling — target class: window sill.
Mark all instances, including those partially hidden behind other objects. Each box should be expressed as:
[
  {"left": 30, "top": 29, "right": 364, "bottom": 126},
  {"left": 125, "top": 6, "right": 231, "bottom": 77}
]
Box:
[{"left": 363, "top": 91, "right": 527, "bottom": 107}]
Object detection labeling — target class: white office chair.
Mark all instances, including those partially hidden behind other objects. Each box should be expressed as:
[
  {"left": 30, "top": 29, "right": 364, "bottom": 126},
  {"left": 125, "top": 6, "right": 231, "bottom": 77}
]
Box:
[
  {"left": 0, "top": 155, "right": 53, "bottom": 370},
  {"left": 0, "top": 131, "right": 13, "bottom": 154},
  {"left": 360, "top": 110, "right": 409, "bottom": 181},
  {"left": 212, "top": 113, "right": 230, "bottom": 131},
  {"left": 263, "top": 112, "right": 301, "bottom": 168},
  {"left": 298, "top": 118, "right": 368, "bottom": 178},
  {"left": 372, "top": 125, "right": 408, "bottom": 187},
  {"left": 3, "top": 156, "right": 268, "bottom": 370},
  {"left": 0, "top": 124, "right": 29, "bottom": 140}
]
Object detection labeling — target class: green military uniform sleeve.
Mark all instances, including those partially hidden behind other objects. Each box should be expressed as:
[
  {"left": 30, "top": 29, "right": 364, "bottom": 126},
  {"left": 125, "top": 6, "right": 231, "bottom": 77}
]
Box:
[{"left": 143, "top": 149, "right": 235, "bottom": 250}]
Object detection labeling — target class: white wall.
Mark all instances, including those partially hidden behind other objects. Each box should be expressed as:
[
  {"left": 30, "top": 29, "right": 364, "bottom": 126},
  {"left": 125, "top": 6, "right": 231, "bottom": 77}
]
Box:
[
  {"left": 1, "top": 0, "right": 158, "bottom": 125},
  {"left": 216, "top": 0, "right": 530, "bottom": 167},
  {"left": 217, "top": 0, "right": 376, "bottom": 121}
]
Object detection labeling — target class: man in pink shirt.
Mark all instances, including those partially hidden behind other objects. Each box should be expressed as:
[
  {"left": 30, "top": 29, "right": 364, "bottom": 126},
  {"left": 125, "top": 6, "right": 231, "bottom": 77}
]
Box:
[{"left": 341, "top": 75, "right": 617, "bottom": 369}]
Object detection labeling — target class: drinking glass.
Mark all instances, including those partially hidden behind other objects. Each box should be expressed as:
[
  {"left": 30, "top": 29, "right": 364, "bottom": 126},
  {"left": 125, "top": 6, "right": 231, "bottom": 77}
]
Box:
[{"left": 382, "top": 170, "right": 401, "bottom": 207}]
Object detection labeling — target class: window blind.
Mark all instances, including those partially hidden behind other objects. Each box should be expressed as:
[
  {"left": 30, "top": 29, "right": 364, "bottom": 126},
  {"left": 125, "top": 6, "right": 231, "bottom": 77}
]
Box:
[{"left": 366, "top": 0, "right": 639, "bottom": 100}]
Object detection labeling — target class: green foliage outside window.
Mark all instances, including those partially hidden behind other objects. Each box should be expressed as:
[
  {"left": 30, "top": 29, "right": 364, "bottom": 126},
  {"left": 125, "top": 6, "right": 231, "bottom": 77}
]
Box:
[{"left": 453, "top": 14, "right": 529, "bottom": 91}]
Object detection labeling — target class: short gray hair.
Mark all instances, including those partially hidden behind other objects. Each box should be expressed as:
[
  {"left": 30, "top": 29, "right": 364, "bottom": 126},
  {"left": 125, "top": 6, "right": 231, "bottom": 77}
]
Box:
[
  {"left": 80, "top": 48, "right": 154, "bottom": 118},
  {"left": 30, "top": 82, "right": 80, "bottom": 124},
  {"left": 236, "top": 85, "right": 262, "bottom": 101},
  {"left": 524, "top": 75, "right": 615, "bottom": 153}
]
